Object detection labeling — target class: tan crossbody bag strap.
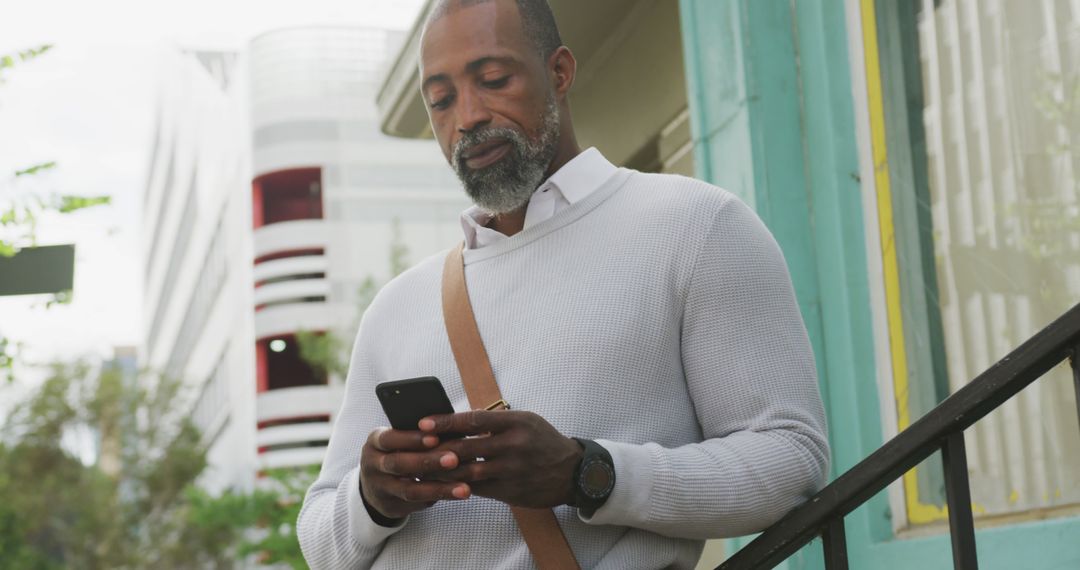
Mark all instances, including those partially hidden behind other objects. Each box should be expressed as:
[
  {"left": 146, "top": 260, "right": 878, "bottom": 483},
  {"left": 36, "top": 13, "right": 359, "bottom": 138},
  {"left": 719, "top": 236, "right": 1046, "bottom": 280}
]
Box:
[{"left": 441, "top": 243, "right": 581, "bottom": 570}]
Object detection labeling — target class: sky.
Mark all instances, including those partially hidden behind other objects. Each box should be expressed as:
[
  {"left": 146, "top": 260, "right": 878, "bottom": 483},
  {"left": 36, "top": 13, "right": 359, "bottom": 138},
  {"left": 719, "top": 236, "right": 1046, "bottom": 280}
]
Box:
[{"left": 0, "top": 0, "right": 427, "bottom": 404}]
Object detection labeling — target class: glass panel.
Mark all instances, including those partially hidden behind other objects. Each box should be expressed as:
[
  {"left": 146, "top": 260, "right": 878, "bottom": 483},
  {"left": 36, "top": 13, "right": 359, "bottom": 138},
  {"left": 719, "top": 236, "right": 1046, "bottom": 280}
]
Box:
[
  {"left": 256, "top": 168, "right": 324, "bottom": 227},
  {"left": 262, "top": 336, "right": 328, "bottom": 391},
  {"left": 914, "top": 0, "right": 1080, "bottom": 519}
]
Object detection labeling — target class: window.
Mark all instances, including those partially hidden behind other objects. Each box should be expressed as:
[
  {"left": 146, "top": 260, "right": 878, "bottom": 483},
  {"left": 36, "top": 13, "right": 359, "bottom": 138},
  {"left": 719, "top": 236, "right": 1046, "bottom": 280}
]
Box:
[
  {"left": 870, "top": 0, "right": 1080, "bottom": 527},
  {"left": 256, "top": 335, "right": 327, "bottom": 392},
  {"left": 252, "top": 168, "right": 323, "bottom": 228}
]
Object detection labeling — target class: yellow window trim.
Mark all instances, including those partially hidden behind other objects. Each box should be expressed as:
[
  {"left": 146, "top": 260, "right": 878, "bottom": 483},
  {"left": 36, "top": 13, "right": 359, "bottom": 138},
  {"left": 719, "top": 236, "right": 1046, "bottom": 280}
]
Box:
[{"left": 859, "top": 0, "right": 953, "bottom": 525}]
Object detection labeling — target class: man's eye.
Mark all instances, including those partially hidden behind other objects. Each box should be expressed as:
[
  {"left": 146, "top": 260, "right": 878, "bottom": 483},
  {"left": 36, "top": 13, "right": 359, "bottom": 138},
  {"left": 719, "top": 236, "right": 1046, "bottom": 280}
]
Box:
[
  {"left": 482, "top": 76, "right": 510, "bottom": 89},
  {"left": 430, "top": 96, "right": 453, "bottom": 110}
]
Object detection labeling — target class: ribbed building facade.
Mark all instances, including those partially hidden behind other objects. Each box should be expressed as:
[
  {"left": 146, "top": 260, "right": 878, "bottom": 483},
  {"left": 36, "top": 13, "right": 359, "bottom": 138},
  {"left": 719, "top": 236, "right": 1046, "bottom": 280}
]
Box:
[{"left": 141, "top": 46, "right": 256, "bottom": 492}]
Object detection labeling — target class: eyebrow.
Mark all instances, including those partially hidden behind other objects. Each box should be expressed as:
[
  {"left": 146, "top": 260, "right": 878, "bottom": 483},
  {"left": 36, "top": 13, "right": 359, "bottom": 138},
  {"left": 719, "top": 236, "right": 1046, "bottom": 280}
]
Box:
[{"left": 421, "top": 56, "right": 519, "bottom": 93}]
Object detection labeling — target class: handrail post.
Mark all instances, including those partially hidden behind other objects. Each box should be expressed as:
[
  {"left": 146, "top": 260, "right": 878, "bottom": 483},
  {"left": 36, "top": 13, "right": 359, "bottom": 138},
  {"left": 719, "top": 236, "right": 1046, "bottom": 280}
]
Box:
[
  {"left": 822, "top": 518, "right": 849, "bottom": 570},
  {"left": 942, "top": 432, "right": 978, "bottom": 569}
]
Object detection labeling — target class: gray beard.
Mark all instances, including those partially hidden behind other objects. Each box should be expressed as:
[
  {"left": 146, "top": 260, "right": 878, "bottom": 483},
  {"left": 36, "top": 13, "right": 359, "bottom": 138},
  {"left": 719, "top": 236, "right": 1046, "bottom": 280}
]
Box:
[{"left": 450, "top": 98, "right": 561, "bottom": 215}]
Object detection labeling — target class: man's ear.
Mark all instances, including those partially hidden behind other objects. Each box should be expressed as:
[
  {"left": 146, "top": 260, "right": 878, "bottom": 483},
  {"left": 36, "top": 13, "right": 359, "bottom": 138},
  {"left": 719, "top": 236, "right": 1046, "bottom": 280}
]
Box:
[{"left": 548, "top": 46, "right": 576, "bottom": 98}]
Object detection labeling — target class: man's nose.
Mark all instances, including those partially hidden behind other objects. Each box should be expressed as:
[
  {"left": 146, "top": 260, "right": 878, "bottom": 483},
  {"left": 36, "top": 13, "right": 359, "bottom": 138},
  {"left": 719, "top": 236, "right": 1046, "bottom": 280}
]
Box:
[{"left": 456, "top": 87, "right": 492, "bottom": 133}]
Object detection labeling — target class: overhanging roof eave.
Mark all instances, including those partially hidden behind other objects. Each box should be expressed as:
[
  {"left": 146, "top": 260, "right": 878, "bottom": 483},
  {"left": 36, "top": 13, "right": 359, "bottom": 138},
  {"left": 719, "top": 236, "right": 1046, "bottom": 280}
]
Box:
[{"left": 376, "top": 0, "right": 435, "bottom": 139}]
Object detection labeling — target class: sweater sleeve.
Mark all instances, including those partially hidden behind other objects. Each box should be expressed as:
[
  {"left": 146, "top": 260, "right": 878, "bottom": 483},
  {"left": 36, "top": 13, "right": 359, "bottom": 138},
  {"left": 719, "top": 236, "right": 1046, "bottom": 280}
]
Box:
[
  {"left": 297, "top": 322, "right": 408, "bottom": 568},
  {"left": 582, "top": 195, "right": 830, "bottom": 538}
]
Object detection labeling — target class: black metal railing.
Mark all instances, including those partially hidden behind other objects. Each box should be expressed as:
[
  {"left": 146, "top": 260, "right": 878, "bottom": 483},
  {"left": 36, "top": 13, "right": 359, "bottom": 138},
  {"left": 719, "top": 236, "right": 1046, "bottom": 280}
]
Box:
[{"left": 719, "top": 302, "right": 1080, "bottom": 570}]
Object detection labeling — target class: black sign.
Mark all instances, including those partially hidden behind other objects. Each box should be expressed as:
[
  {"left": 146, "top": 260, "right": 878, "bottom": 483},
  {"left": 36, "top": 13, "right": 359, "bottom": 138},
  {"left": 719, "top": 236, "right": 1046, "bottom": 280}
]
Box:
[{"left": 0, "top": 244, "right": 75, "bottom": 296}]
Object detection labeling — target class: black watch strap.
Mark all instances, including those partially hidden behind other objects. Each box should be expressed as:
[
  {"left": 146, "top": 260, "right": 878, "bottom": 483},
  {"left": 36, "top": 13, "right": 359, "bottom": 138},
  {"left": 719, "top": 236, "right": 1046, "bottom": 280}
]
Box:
[{"left": 572, "top": 437, "right": 616, "bottom": 517}]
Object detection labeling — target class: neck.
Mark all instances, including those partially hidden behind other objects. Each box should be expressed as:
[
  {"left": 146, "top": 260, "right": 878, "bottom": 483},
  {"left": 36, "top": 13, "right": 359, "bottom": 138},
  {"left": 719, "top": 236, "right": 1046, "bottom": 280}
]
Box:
[
  {"left": 488, "top": 133, "right": 582, "bottom": 237},
  {"left": 487, "top": 206, "right": 528, "bottom": 237}
]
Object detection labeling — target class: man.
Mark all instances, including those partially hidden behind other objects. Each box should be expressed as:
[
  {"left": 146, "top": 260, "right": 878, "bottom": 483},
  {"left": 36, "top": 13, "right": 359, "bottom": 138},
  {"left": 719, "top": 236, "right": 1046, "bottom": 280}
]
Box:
[{"left": 297, "top": 0, "right": 829, "bottom": 568}]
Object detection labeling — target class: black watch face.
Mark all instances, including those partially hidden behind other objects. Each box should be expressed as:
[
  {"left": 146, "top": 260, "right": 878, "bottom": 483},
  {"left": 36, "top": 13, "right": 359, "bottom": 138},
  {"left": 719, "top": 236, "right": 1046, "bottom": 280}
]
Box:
[{"left": 580, "top": 457, "right": 615, "bottom": 499}]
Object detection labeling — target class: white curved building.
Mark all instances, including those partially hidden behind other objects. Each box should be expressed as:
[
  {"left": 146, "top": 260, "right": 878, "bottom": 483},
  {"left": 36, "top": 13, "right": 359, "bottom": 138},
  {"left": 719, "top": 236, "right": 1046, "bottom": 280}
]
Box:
[{"left": 142, "top": 26, "right": 468, "bottom": 492}]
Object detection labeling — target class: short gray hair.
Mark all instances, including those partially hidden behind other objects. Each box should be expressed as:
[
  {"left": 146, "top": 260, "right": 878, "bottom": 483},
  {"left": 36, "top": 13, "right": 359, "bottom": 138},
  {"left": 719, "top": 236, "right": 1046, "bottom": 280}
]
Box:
[{"left": 427, "top": 0, "right": 564, "bottom": 59}]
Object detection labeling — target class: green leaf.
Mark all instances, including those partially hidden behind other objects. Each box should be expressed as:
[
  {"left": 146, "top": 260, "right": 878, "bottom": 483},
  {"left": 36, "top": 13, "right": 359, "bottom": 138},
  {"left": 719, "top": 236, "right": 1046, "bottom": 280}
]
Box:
[
  {"left": 14, "top": 162, "right": 57, "bottom": 177},
  {"left": 56, "top": 195, "right": 110, "bottom": 213},
  {"left": 0, "top": 45, "right": 52, "bottom": 80},
  {"left": 0, "top": 45, "right": 52, "bottom": 67},
  {"left": 295, "top": 330, "right": 349, "bottom": 379},
  {"left": 18, "top": 45, "right": 53, "bottom": 61}
]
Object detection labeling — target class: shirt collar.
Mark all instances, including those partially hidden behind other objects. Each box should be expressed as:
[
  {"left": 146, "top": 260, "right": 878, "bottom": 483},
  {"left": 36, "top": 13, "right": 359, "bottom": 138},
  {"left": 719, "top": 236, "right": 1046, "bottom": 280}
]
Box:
[
  {"left": 459, "top": 147, "right": 617, "bottom": 247},
  {"left": 536, "top": 147, "right": 617, "bottom": 204},
  {"left": 460, "top": 207, "right": 497, "bottom": 250}
]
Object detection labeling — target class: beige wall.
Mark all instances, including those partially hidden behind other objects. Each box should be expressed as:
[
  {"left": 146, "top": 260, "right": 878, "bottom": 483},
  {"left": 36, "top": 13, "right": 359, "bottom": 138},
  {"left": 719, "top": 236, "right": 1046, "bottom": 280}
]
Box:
[{"left": 561, "top": 0, "right": 694, "bottom": 176}]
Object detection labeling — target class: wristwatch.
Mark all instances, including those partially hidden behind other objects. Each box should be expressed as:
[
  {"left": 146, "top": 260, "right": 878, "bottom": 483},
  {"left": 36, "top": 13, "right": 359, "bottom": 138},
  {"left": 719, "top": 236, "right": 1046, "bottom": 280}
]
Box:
[{"left": 571, "top": 437, "right": 616, "bottom": 517}]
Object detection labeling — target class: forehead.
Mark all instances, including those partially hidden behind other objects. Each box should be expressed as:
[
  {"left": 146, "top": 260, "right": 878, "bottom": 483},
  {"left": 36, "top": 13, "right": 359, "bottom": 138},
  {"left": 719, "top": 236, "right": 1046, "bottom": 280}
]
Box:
[{"left": 419, "top": 1, "right": 534, "bottom": 77}]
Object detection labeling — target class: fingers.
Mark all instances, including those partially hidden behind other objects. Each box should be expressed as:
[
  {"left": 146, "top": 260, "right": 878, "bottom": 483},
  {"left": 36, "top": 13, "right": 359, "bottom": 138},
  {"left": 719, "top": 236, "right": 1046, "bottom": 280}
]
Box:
[
  {"left": 365, "top": 429, "right": 469, "bottom": 477},
  {"left": 382, "top": 478, "right": 471, "bottom": 503},
  {"left": 434, "top": 433, "right": 511, "bottom": 462},
  {"left": 419, "top": 410, "right": 528, "bottom": 436},
  {"left": 362, "top": 471, "right": 471, "bottom": 518},
  {"left": 362, "top": 427, "right": 478, "bottom": 518},
  {"left": 368, "top": 427, "right": 440, "bottom": 452},
  {"left": 427, "top": 458, "right": 506, "bottom": 483},
  {"left": 379, "top": 450, "right": 460, "bottom": 476}
]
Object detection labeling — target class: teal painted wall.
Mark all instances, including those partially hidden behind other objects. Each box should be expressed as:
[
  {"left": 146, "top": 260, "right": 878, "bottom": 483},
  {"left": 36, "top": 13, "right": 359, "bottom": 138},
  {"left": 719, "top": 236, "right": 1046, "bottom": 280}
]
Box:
[
  {"left": 679, "top": 1, "right": 873, "bottom": 568},
  {"left": 679, "top": 1, "right": 1080, "bottom": 569},
  {"left": 678, "top": 0, "right": 876, "bottom": 489}
]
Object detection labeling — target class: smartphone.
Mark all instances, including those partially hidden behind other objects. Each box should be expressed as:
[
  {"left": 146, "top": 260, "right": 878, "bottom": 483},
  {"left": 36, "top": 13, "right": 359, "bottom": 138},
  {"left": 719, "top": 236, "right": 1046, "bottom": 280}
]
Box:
[{"left": 375, "top": 376, "right": 464, "bottom": 439}]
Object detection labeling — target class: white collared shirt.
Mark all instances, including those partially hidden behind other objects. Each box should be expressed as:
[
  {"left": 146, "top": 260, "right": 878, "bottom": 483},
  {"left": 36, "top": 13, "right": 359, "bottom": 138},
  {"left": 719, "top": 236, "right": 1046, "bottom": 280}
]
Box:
[{"left": 459, "top": 147, "right": 618, "bottom": 249}]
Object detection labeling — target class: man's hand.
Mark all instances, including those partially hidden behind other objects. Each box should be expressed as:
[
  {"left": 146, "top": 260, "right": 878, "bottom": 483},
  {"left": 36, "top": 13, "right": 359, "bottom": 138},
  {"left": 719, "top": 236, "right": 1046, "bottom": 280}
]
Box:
[
  {"left": 419, "top": 410, "right": 584, "bottom": 509},
  {"left": 360, "top": 426, "right": 472, "bottom": 520}
]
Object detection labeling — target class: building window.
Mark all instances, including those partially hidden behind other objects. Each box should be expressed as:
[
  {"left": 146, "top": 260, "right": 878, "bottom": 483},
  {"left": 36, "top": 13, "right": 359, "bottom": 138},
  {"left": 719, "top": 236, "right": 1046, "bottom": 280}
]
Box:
[
  {"left": 252, "top": 168, "right": 323, "bottom": 228},
  {"left": 869, "top": 0, "right": 1080, "bottom": 528},
  {"left": 256, "top": 335, "right": 327, "bottom": 392}
]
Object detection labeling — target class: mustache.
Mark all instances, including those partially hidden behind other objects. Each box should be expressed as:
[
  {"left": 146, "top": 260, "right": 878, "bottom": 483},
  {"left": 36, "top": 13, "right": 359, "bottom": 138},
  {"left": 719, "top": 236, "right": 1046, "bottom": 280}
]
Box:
[{"left": 452, "top": 127, "right": 526, "bottom": 170}]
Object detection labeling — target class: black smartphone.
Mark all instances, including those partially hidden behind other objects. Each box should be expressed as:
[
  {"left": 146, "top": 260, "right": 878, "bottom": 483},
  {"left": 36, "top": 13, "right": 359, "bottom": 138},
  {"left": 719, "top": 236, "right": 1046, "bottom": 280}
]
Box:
[{"left": 375, "top": 376, "right": 464, "bottom": 439}]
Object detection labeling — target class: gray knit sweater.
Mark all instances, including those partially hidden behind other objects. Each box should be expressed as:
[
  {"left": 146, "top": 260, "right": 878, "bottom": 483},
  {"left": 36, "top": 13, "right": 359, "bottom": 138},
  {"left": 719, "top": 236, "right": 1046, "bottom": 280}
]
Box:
[{"left": 297, "top": 169, "right": 829, "bottom": 569}]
